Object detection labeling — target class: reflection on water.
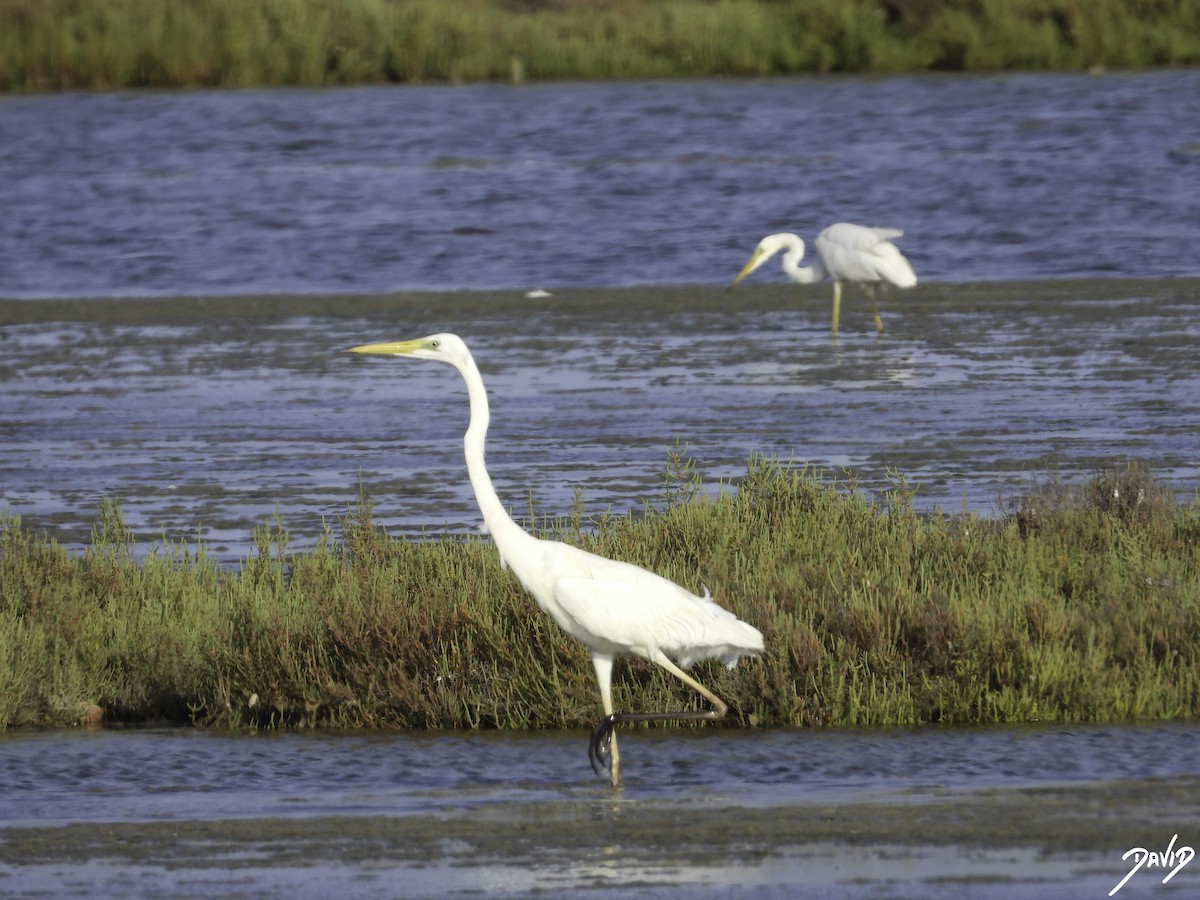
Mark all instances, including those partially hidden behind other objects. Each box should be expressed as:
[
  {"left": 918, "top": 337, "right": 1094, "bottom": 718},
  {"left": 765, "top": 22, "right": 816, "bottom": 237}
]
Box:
[
  {"left": 1, "top": 281, "right": 1197, "bottom": 561},
  {"left": 9, "top": 721, "right": 1200, "bottom": 822},
  {"left": 1, "top": 722, "right": 1198, "bottom": 898}
]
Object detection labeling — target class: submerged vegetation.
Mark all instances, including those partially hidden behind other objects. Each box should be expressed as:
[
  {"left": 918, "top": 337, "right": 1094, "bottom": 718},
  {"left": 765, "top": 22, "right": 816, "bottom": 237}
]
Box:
[
  {"left": 1, "top": 456, "right": 1197, "bottom": 733},
  {"left": 2, "top": 0, "right": 1199, "bottom": 92}
]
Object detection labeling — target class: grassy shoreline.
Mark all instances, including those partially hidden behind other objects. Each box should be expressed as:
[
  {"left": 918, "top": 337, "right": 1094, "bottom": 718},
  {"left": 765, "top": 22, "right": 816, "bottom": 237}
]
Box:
[
  {"left": 2, "top": 456, "right": 1197, "bottom": 733},
  {"left": 2, "top": 0, "right": 1198, "bottom": 93}
]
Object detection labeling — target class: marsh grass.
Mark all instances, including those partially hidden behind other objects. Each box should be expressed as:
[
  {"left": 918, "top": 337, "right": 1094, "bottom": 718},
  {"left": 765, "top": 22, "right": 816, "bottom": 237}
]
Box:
[
  {"left": 2, "top": 457, "right": 1198, "bottom": 733},
  {"left": 2, "top": 0, "right": 1198, "bottom": 92}
]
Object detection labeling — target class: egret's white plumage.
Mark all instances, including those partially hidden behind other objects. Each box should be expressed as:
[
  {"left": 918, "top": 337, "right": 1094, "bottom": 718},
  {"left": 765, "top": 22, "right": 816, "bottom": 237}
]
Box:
[
  {"left": 348, "top": 333, "right": 763, "bottom": 786},
  {"left": 730, "top": 222, "right": 917, "bottom": 333}
]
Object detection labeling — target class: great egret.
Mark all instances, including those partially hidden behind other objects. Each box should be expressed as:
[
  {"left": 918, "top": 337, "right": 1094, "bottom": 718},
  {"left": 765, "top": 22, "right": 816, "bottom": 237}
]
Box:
[
  {"left": 729, "top": 223, "right": 917, "bottom": 334},
  {"left": 348, "top": 333, "right": 764, "bottom": 786}
]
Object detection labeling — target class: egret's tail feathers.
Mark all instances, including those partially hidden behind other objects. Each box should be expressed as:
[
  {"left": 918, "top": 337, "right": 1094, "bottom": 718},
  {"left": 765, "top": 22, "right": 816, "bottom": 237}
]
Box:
[
  {"left": 677, "top": 583, "right": 765, "bottom": 668},
  {"left": 675, "top": 618, "right": 765, "bottom": 670},
  {"left": 875, "top": 243, "right": 917, "bottom": 289}
]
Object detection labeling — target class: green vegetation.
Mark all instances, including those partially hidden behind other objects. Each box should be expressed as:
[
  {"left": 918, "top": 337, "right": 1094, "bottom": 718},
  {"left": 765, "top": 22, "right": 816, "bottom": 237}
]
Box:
[
  {"left": 2, "top": 0, "right": 1198, "bottom": 92},
  {"left": 2, "top": 455, "right": 1197, "bottom": 733}
]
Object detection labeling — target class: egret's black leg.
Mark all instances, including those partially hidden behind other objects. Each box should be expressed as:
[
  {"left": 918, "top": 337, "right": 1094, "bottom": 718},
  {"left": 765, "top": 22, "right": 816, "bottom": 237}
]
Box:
[
  {"left": 587, "top": 654, "right": 733, "bottom": 785},
  {"left": 586, "top": 710, "right": 726, "bottom": 779},
  {"left": 588, "top": 714, "right": 619, "bottom": 776}
]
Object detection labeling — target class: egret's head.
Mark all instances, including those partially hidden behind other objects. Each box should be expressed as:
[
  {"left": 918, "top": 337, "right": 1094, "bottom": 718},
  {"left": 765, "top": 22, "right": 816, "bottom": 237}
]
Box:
[
  {"left": 347, "top": 332, "right": 469, "bottom": 365},
  {"left": 728, "top": 233, "right": 803, "bottom": 289}
]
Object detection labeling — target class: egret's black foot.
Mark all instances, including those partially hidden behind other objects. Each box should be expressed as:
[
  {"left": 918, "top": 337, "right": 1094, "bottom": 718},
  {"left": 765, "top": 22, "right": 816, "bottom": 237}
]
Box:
[{"left": 588, "top": 714, "right": 618, "bottom": 776}]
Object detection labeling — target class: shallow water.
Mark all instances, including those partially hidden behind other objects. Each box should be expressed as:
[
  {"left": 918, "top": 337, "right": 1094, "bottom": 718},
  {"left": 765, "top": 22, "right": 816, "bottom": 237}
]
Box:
[
  {"left": 1, "top": 723, "right": 1198, "bottom": 898},
  {"left": 3, "top": 70, "right": 1200, "bottom": 560},
  {"left": 1, "top": 71, "right": 1198, "bottom": 298},
  {"left": 4, "top": 70, "right": 1199, "bottom": 899},
  {"left": 2, "top": 280, "right": 1198, "bottom": 561}
]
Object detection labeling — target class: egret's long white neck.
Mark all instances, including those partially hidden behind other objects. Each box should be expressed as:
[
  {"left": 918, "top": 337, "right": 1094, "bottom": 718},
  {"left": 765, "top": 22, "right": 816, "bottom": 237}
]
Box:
[
  {"left": 778, "top": 237, "right": 824, "bottom": 285},
  {"left": 453, "top": 352, "right": 534, "bottom": 557}
]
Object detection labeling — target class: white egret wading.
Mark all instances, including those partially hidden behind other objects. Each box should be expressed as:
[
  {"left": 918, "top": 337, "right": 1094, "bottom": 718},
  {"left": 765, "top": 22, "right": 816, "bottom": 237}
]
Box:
[
  {"left": 729, "top": 222, "right": 917, "bottom": 334},
  {"left": 348, "top": 334, "right": 764, "bottom": 786}
]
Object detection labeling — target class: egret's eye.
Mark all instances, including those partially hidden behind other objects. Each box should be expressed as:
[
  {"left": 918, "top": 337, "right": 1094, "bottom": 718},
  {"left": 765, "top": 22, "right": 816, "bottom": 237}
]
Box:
[{"left": 430, "top": 340, "right": 440, "bottom": 349}]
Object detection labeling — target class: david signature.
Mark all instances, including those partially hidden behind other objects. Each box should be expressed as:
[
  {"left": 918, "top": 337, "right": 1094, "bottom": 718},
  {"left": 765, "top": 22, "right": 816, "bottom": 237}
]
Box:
[{"left": 1110, "top": 833, "right": 1194, "bottom": 896}]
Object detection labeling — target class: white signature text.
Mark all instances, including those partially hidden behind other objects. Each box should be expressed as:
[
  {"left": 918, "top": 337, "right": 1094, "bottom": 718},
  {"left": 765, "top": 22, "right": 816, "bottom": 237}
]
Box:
[{"left": 1110, "top": 833, "right": 1194, "bottom": 896}]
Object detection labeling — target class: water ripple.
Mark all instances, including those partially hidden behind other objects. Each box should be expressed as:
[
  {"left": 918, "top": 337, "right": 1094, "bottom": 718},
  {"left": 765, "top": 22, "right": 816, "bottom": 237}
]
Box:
[
  {"left": 4, "top": 722, "right": 1200, "bottom": 826},
  {"left": 1, "top": 72, "right": 1198, "bottom": 299}
]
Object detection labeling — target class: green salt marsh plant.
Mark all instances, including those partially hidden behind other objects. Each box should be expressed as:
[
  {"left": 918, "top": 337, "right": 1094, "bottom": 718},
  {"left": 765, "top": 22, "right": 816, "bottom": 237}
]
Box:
[{"left": 1, "top": 457, "right": 1198, "bottom": 733}]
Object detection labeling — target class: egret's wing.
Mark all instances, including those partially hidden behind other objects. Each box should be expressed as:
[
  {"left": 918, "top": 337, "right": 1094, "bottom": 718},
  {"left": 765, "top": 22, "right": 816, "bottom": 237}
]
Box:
[
  {"left": 817, "top": 223, "right": 916, "bottom": 287},
  {"left": 819, "top": 223, "right": 902, "bottom": 254},
  {"left": 552, "top": 572, "right": 690, "bottom": 661},
  {"left": 866, "top": 226, "right": 903, "bottom": 242},
  {"left": 553, "top": 564, "right": 762, "bottom": 668}
]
